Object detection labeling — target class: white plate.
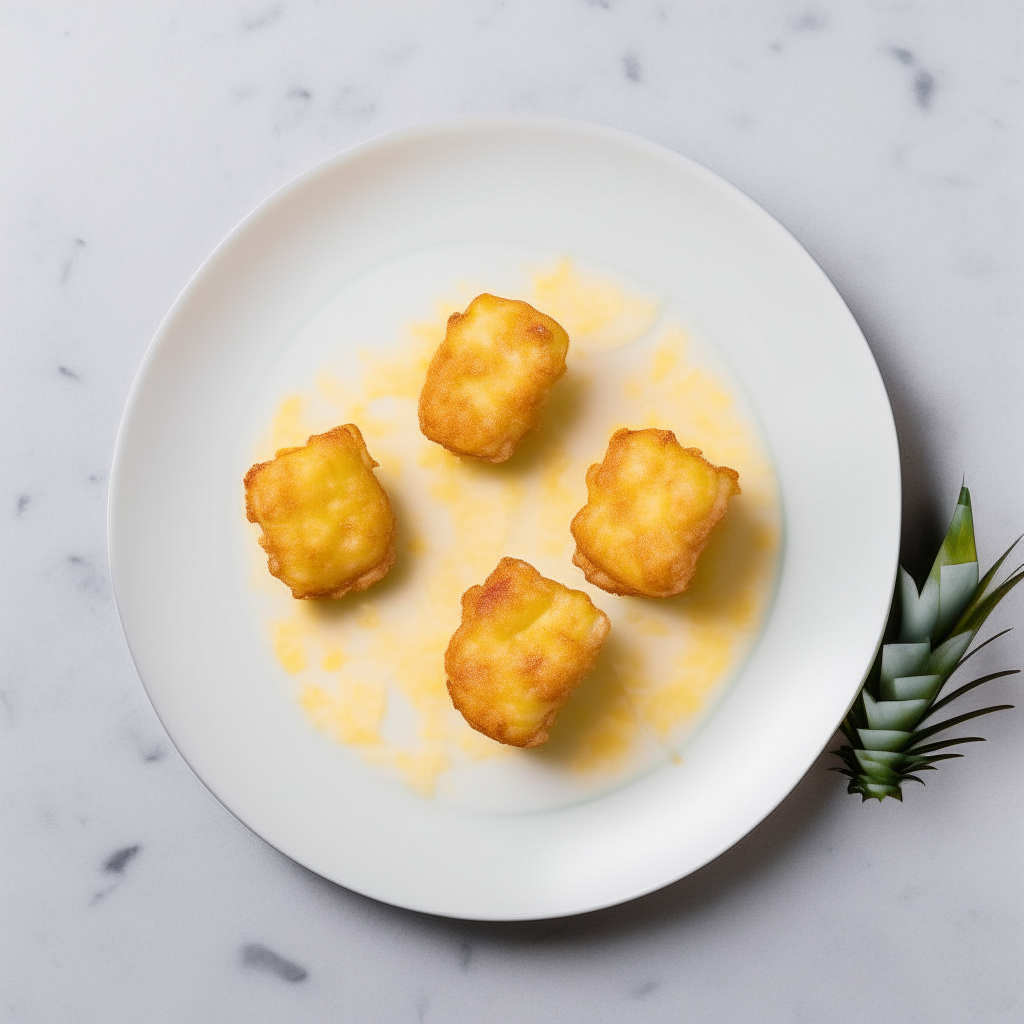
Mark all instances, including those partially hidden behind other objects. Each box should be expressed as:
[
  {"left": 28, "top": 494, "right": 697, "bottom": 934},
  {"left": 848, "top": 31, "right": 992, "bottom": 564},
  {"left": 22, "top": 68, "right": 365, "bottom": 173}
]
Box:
[{"left": 109, "top": 116, "right": 900, "bottom": 920}]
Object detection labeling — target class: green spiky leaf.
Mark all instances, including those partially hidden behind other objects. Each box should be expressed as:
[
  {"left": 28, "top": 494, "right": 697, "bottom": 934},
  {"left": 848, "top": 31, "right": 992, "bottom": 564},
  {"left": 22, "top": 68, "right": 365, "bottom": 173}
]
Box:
[
  {"left": 833, "top": 486, "right": 1020, "bottom": 801},
  {"left": 924, "top": 670, "right": 1020, "bottom": 720},
  {"left": 906, "top": 736, "right": 985, "bottom": 755},
  {"left": 908, "top": 704, "right": 1014, "bottom": 746},
  {"left": 951, "top": 538, "right": 1023, "bottom": 633},
  {"left": 957, "top": 628, "right": 1013, "bottom": 668}
]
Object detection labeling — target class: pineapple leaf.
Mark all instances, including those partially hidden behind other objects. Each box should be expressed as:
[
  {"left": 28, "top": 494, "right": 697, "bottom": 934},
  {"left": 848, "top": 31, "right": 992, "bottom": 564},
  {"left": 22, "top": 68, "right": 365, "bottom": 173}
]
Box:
[
  {"left": 906, "top": 753, "right": 964, "bottom": 765},
  {"left": 839, "top": 718, "right": 860, "bottom": 746},
  {"left": 922, "top": 669, "right": 1020, "bottom": 720},
  {"left": 927, "top": 632, "right": 973, "bottom": 677},
  {"left": 937, "top": 562, "right": 980, "bottom": 639},
  {"left": 834, "top": 486, "right": 1020, "bottom": 801},
  {"left": 831, "top": 747, "right": 862, "bottom": 774},
  {"left": 957, "top": 628, "right": 1013, "bottom": 668},
  {"left": 854, "top": 761, "right": 904, "bottom": 786},
  {"left": 949, "top": 565, "right": 1024, "bottom": 639},
  {"left": 857, "top": 727, "right": 913, "bottom": 751},
  {"left": 906, "top": 736, "right": 985, "bottom": 754},
  {"left": 909, "top": 704, "right": 1014, "bottom": 745},
  {"left": 952, "top": 536, "right": 1023, "bottom": 628},
  {"left": 929, "top": 486, "right": 977, "bottom": 575},
  {"left": 851, "top": 780, "right": 903, "bottom": 802},
  {"left": 898, "top": 570, "right": 939, "bottom": 643}
]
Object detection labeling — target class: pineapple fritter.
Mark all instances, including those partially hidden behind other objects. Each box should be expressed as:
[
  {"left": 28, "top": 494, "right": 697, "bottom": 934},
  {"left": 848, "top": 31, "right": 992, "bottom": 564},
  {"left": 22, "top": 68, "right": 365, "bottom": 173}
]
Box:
[
  {"left": 570, "top": 427, "right": 740, "bottom": 599},
  {"left": 418, "top": 293, "right": 570, "bottom": 463},
  {"left": 445, "top": 557, "right": 610, "bottom": 748},
  {"left": 244, "top": 424, "right": 396, "bottom": 600}
]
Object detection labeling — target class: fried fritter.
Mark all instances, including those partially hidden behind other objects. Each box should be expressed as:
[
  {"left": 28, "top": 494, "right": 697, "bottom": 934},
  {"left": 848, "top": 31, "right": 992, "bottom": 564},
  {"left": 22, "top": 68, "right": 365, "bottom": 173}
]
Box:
[
  {"left": 445, "top": 557, "right": 610, "bottom": 748},
  {"left": 570, "top": 427, "right": 740, "bottom": 598},
  {"left": 244, "top": 424, "right": 396, "bottom": 600},
  {"left": 418, "top": 293, "right": 570, "bottom": 463}
]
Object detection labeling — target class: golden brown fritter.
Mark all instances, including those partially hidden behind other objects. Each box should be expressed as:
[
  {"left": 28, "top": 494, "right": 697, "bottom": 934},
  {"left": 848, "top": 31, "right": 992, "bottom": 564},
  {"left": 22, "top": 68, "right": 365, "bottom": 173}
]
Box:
[
  {"left": 244, "top": 424, "right": 396, "bottom": 600},
  {"left": 445, "top": 557, "right": 610, "bottom": 748},
  {"left": 418, "top": 293, "right": 570, "bottom": 463},
  {"left": 570, "top": 427, "right": 740, "bottom": 598}
]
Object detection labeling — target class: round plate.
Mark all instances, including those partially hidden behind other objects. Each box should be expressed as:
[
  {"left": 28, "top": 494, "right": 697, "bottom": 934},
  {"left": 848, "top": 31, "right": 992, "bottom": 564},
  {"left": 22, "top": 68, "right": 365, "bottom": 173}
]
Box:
[{"left": 109, "top": 116, "right": 900, "bottom": 920}]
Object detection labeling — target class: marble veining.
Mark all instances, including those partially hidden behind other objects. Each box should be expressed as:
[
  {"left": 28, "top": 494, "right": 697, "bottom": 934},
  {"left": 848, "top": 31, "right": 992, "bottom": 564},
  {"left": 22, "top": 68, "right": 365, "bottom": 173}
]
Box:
[
  {"left": 889, "top": 45, "right": 936, "bottom": 109},
  {"left": 141, "top": 742, "right": 167, "bottom": 764},
  {"left": 791, "top": 11, "right": 827, "bottom": 32},
  {"left": 240, "top": 6, "right": 282, "bottom": 34},
  {"left": 631, "top": 979, "right": 659, "bottom": 999},
  {"left": 91, "top": 846, "right": 142, "bottom": 904},
  {"left": 103, "top": 844, "right": 141, "bottom": 875},
  {"left": 58, "top": 238, "right": 86, "bottom": 286},
  {"left": 66, "top": 553, "right": 107, "bottom": 599},
  {"left": 240, "top": 943, "right": 308, "bottom": 984},
  {"left": 2, "top": 2, "right": 1022, "bottom": 1022}
]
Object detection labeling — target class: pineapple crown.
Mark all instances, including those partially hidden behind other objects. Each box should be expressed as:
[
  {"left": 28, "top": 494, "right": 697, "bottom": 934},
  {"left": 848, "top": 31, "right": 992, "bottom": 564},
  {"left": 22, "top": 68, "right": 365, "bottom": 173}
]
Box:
[{"left": 834, "top": 486, "right": 1024, "bottom": 801}]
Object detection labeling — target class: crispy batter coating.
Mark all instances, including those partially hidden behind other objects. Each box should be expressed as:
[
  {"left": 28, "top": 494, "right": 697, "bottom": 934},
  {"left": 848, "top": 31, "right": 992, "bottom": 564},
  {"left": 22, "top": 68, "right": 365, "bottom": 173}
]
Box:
[
  {"left": 445, "top": 557, "right": 610, "bottom": 748},
  {"left": 418, "top": 293, "right": 570, "bottom": 463},
  {"left": 570, "top": 428, "right": 740, "bottom": 598},
  {"left": 244, "top": 424, "right": 396, "bottom": 600}
]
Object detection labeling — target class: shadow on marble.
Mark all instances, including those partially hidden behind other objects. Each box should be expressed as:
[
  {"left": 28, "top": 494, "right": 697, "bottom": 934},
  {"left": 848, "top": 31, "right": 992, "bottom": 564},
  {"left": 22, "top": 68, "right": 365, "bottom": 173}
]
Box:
[{"left": 840, "top": 290, "right": 946, "bottom": 580}]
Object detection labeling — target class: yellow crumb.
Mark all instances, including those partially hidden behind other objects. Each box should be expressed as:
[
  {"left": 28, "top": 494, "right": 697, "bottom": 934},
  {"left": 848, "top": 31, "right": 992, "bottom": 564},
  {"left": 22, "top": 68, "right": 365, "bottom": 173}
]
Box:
[
  {"left": 321, "top": 646, "right": 345, "bottom": 672},
  {"left": 623, "top": 607, "right": 672, "bottom": 637},
  {"left": 315, "top": 373, "right": 350, "bottom": 409},
  {"left": 531, "top": 259, "right": 660, "bottom": 353},
  {"left": 254, "top": 262, "right": 780, "bottom": 801},
  {"left": 392, "top": 749, "right": 450, "bottom": 798},
  {"left": 251, "top": 393, "right": 311, "bottom": 463},
  {"left": 356, "top": 604, "right": 381, "bottom": 630},
  {"left": 651, "top": 329, "right": 687, "bottom": 382},
  {"left": 299, "top": 680, "right": 386, "bottom": 746},
  {"left": 272, "top": 619, "right": 308, "bottom": 675},
  {"left": 537, "top": 444, "right": 577, "bottom": 556},
  {"left": 638, "top": 628, "right": 732, "bottom": 736}
]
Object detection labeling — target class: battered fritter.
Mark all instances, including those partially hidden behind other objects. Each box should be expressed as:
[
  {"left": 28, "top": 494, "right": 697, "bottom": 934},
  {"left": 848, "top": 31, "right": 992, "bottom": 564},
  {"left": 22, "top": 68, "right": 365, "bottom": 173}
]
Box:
[
  {"left": 445, "top": 557, "right": 610, "bottom": 748},
  {"left": 244, "top": 424, "right": 396, "bottom": 600},
  {"left": 571, "top": 427, "right": 740, "bottom": 598},
  {"left": 418, "top": 293, "right": 570, "bottom": 463}
]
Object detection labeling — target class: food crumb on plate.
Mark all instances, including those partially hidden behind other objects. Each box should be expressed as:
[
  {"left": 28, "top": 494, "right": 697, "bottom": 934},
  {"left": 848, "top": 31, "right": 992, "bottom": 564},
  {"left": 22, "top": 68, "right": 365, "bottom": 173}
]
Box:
[{"left": 247, "top": 259, "right": 781, "bottom": 804}]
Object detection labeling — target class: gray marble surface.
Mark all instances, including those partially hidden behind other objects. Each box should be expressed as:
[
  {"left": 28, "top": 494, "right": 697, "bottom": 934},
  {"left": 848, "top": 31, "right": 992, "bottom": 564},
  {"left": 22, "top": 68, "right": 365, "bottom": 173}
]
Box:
[{"left": 2, "top": 2, "right": 1023, "bottom": 1021}]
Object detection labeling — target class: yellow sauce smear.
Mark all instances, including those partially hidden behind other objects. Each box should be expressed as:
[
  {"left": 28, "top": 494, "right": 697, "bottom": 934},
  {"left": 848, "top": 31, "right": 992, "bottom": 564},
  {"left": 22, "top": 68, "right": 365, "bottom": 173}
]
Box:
[{"left": 248, "top": 260, "right": 780, "bottom": 799}]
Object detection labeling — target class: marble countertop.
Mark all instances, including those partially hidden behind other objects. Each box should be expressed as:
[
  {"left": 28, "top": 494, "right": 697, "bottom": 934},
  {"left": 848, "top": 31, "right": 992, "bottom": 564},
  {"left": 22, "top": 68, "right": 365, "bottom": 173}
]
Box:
[{"left": 3, "top": 3, "right": 1022, "bottom": 1021}]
